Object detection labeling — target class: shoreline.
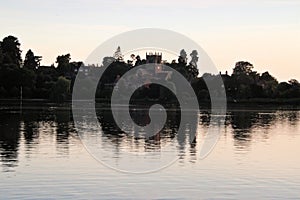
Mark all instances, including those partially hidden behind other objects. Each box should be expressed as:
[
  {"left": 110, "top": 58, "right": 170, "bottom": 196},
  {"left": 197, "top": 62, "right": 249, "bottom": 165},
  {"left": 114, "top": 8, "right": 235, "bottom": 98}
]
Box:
[{"left": 1, "top": 98, "right": 300, "bottom": 111}]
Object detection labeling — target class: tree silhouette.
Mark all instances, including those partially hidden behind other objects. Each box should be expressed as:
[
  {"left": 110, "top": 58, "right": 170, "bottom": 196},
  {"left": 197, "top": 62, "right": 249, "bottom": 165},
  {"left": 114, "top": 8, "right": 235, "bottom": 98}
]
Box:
[
  {"left": 0, "top": 35, "right": 300, "bottom": 103},
  {"left": 24, "top": 49, "right": 42, "bottom": 70},
  {"left": 56, "top": 53, "right": 71, "bottom": 75},
  {"left": 187, "top": 50, "right": 199, "bottom": 81},
  {"left": 232, "top": 61, "right": 253, "bottom": 76},
  {"left": 0, "top": 35, "right": 22, "bottom": 67},
  {"left": 259, "top": 72, "right": 278, "bottom": 97}
]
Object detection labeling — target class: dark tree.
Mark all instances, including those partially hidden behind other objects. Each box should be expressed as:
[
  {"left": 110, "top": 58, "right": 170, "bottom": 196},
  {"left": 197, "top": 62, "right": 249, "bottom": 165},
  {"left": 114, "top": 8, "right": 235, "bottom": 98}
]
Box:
[
  {"left": 261, "top": 71, "right": 277, "bottom": 82},
  {"left": 288, "top": 79, "right": 300, "bottom": 98},
  {"left": 56, "top": 54, "right": 71, "bottom": 75},
  {"left": 232, "top": 61, "right": 253, "bottom": 76},
  {"left": 288, "top": 79, "right": 300, "bottom": 86},
  {"left": 23, "top": 49, "right": 42, "bottom": 70},
  {"left": 230, "top": 61, "right": 258, "bottom": 99},
  {"left": 0, "top": 36, "right": 22, "bottom": 67},
  {"left": 0, "top": 36, "right": 23, "bottom": 98},
  {"left": 259, "top": 72, "right": 278, "bottom": 97}
]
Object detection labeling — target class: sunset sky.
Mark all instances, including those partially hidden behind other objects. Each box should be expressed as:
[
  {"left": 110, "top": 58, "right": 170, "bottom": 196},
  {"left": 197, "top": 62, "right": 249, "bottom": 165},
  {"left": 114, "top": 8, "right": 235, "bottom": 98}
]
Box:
[{"left": 0, "top": 0, "right": 299, "bottom": 81}]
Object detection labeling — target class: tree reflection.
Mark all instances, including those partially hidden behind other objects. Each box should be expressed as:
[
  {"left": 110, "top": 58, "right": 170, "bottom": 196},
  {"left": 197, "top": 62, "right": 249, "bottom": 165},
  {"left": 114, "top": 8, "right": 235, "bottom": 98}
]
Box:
[
  {"left": 1, "top": 106, "right": 300, "bottom": 171},
  {"left": 96, "top": 105, "right": 200, "bottom": 163},
  {"left": 277, "top": 111, "right": 299, "bottom": 126},
  {"left": 55, "top": 110, "right": 73, "bottom": 143},
  {"left": 55, "top": 109, "right": 74, "bottom": 154},
  {"left": 96, "top": 106, "right": 181, "bottom": 150},
  {"left": 0, "top": 113, "right": 21, "bottom": 171},
  {"left": 227, "top": 110, "right": 299, "bottom": 151},
  {"left": 23, "top": 111, "right": 41, "bottom": 150}
]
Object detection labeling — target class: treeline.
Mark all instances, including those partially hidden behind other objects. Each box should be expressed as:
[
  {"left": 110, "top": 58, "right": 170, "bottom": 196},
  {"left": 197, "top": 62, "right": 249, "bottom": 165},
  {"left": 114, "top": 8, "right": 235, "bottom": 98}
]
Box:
[
  {"left": 193, "top": 61, "right": 300, "bottom": 103},
  {"left": 0, "top": 36, "right": 81, "bottom": 102},
  {"left": 0, "top": 35, "right": 300, "bottom": 103}
]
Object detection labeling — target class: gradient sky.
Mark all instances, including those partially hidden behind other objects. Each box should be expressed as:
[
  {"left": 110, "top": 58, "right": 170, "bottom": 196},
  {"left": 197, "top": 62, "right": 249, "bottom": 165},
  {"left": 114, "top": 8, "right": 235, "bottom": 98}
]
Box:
[{"left": 0, "top": 0, "right": 299, "bottom": 81}]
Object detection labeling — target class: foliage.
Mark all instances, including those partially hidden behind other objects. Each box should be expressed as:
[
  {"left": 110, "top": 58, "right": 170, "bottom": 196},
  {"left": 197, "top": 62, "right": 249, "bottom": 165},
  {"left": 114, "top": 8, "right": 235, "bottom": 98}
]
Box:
[
  {"left": 24, "top": 49, "right": 42, "bottom": 70},
  {"left": 56, "top": 53, "right": 72, "bottom": 75},
  {"left": 0, "top": 35, "right": 300, "bottom": 103},
  {"left": 0, "top": 35, "right": 22, "bottom": 67},
  {"left": 50, "top": 76, "right": 71, "bottom": 102},
  {"left": 232, "top": 61, "right": 253, "bottom": 76}
]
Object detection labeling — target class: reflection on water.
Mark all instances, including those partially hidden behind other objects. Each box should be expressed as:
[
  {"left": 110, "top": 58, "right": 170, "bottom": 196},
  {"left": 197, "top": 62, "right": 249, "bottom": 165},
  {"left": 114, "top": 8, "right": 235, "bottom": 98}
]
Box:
[
  {"left": 0, "top": 109, "right": 77, "bottom": 172},
  {"left": 0, "top": 106, "right": 300, "bottom": 199},
  {"left": 0, "top": 114, "right": 20, "bottom": 171},
  {"left": 96, "top": 107, "right": 182, "bottom": 149},
  {"left": 0, "top": 108, "right": 299, "bottom": 169}
]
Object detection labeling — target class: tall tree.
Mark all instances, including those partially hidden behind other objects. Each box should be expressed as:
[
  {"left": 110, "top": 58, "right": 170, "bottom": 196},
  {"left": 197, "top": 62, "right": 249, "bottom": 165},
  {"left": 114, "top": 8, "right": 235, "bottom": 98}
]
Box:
[
  {"left": 231, "top": 61, "right": 257, "bottom": 99},
  {"left": 56, "top": 53, "right": 71, "bottom": 74},
  {"left": 187, "top": 50, "right": 199, "bottom": 81},
  {"left": 232, "top": 61, "right": 253, "bottom": 76},
  {"left": 23, "top": 49, "right": 42, "bottom": 70},
  {"left": 0, "top": 36, "right": 22, "bottom": 67}
]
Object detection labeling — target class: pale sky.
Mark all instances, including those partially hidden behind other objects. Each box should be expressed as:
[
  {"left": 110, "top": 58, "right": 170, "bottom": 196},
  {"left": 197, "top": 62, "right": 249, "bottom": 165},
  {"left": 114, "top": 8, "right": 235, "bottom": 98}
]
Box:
[{"left": 0, "top": 0, "right": 299, "bottom": 81}]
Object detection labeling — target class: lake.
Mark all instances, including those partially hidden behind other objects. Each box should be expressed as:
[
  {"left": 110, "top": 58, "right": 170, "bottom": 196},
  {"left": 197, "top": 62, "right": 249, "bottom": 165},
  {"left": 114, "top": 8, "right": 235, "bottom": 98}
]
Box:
[{"left": 0, "top": 104, "right": 300, "bottom": 199}]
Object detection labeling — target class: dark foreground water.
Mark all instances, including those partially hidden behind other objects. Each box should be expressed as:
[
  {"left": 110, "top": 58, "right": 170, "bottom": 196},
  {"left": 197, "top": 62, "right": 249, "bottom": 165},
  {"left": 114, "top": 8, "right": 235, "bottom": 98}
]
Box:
[{"left": 0, "top": 106, "right": 300, "bottom": 199}]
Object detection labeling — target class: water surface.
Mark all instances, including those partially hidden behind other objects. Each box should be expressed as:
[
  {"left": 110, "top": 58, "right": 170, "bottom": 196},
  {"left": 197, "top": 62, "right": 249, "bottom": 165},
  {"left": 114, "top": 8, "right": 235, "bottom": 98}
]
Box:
[{"left": 0, "top": 106, "right": 300, "bottom": 199}]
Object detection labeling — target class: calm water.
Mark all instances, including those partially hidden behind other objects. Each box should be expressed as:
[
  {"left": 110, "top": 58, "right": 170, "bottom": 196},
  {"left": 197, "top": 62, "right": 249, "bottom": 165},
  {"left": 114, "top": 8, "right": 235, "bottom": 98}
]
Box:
[{"left": 0, "top": 105, "right": 300, "bottom": 199}]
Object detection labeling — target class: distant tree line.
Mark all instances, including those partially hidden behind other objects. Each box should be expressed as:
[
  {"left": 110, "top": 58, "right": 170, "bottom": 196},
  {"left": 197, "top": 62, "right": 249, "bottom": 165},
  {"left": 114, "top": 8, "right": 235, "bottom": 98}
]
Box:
[
  {"left": 194, "top": 61, "right": 300, "bottom": 102},
  {"left": 0, "top": 35, "right": 300, "bottom": 103},
  {"left": 0, "top": 36, "right": 81, "bottom": 102}
]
